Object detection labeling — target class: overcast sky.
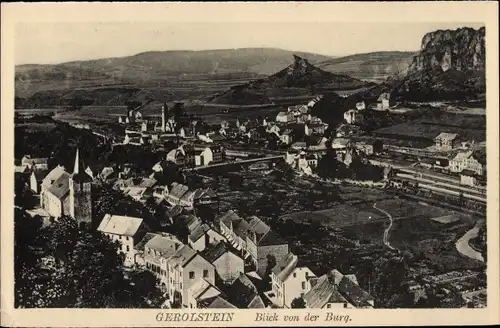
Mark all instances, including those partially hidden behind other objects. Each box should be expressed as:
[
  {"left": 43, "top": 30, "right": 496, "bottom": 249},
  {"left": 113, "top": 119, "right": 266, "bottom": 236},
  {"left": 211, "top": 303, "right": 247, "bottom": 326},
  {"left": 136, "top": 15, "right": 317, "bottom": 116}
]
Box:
[{"left": 15, "top": 22, "right": 485, "bottom": 65}]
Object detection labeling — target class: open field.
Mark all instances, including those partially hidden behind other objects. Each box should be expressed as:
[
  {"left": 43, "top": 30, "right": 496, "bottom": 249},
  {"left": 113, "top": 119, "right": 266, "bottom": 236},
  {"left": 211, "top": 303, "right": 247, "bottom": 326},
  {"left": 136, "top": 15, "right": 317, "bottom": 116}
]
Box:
[
  {"left": 373, "top": 111, "right": 486, "bottom": 143},
  {"left": 284, "top": 197, "right": 457, "bottom": 229}
]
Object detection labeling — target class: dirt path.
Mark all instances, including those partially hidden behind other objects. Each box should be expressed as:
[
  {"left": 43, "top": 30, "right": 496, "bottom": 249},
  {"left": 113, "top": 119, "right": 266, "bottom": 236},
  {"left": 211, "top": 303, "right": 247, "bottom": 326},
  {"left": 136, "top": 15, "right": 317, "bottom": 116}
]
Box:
[
  {"left": 455, "top": 225, "right": 484, "bottom": 262},
  {"left": 373, "top": 202, "right": 397, "bottom": 250}
]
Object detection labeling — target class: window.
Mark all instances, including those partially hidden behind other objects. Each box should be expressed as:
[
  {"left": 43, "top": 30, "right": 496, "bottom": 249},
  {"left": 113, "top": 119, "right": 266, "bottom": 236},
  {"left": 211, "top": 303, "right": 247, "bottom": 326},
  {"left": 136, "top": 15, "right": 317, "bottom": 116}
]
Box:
[
  {"left": 327, "top": 304, "right": 331, "bottom": 309},
  {"left": 180, "top": 283, "right": 182, "bottom": 289},
  {"left": 203, "top": 270, "right": 209, "bottom": 278},
  {"left": 293, "top": 273, "right": 297, "bottom": 278},
  {"left": 344, "top": 303, "right": 348, "bottom": 308},
  {"left": 305, "top": 272, "right": 309, "bottom": 278},
  {"left": 119, "top": 235, "right": 122, "bottom": 240},
  {"left": 126, "top": 245, "right": 130, "bottom": 252},
  {"left": 301, "top": 282, "right": 306, "bottom": 289},
  {"left": 189, "top": 271, "right": 195, "bottom": 279},
  {"left": 170, "top": 278, "right": 172, "bottom": 283},
  {"left": 126, "top": 236, "right": 129, "bottom": 241}
]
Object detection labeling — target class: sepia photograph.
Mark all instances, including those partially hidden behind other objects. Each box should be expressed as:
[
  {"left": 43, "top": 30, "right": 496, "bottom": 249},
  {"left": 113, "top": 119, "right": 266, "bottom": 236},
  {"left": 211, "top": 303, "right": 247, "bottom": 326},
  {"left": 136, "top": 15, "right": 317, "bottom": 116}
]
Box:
[{"left": 1, "top": 1, "right": 499, "bottom": 327}]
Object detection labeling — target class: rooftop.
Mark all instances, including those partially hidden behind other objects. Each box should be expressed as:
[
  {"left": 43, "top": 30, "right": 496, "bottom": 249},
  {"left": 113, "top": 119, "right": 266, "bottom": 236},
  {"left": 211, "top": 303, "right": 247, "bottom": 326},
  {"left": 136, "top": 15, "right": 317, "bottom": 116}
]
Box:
[{"left": 97, "top": 214, "right": 144, "bottom": 237}]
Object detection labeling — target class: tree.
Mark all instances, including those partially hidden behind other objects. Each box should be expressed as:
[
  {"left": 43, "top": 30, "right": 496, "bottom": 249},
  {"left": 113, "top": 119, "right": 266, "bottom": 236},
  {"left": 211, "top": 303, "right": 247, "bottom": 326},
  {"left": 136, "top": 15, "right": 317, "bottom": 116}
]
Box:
[
  {"left": 291, "top": 297, "right": 307, "bottom": 308},
  {"left": 15, "top": 209, "right": 163, "bottom": 308}
]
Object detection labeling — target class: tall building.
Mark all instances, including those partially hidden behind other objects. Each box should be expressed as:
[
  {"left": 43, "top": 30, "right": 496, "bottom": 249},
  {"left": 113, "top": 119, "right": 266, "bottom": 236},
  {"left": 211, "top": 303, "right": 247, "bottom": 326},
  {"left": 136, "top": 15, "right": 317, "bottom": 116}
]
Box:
[
  {"left": 69, "top": 149, "right": 93, "bottom": 229},
  {"left": 161, "top": 103, "right": 168, "bottom": 132}
]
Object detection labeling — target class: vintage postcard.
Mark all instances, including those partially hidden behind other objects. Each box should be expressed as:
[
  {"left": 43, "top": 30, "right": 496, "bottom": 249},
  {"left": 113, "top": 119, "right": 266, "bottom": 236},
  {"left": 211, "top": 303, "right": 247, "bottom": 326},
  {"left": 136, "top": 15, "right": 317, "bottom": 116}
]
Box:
[{"left": 1, "top": 1, "right": 499, "bottom": 327}]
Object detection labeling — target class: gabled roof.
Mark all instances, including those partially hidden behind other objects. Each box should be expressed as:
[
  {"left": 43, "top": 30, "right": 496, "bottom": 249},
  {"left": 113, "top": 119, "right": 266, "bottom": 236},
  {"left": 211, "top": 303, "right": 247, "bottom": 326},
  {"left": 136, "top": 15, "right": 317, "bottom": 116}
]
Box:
[
  {"left": 46, "top": 171, "right": 71, "bottom": 199},
  {"left": 233, "top": 218, "right": 250, "bottom": 239},
  {"left": 145, "top": 234, "right": 183, "bottom": 258},
  {"left": 229, "top": 273, "right": 264, "bottom": 308},
  {"left": 168, "top": 182, "right": 190, "bottom": 200},
  {"left": 22, "top": 157, "right": 48, "bottom": 165},
  {"left": 32, "top": 169, "right": 49, "bottom": 181},
  {"left": 188, "top": 278, "right": 221, "bottom": 302},
  {"left": 204, "top": 296, "right": 237, "bottom": 309},
  {"left": 218, "top": 210, "right": 242, "bottom": 227},
  {"left": 460, "top": 169, "right": 477, "bottom": 177},
  {"left": 258, "top": 230, "right": 288, "bottom": 246},
  {"left": 189, "top": 223, "right": 210, "bottom": 243},
  {"left": 124, "top": 186, "right": 148, "bottom": 198},
  {"left": 168, "top": 245, "right": 197, "bottom": 268},
  {"left": 338, "top": 275, "right": 374, "bottom": 307},
  {"left": 42, "top": 166, "right": 66, "bottom": 189},
  {"left": 100, "top": 167, "right": 115, "bottom": 179},
  {"left": 15, "top": 165, "right": 29, "bottom": 174},
  {"left": 452, "top": 150, "right": 474, "bottom": 161},
  {"left": 271, "top": 252, "right": 298, "bottom": 282},
  {"left": 97, "top": 214, "right": 144, "bottom": 237},
  {"left": 434, "top": 132, "right": 458, "bottom": 141},
  {"left": 179, "top": 215, "right": 202, "bottom": 232},
  {"left": 203, "top": 241, "right": 238, "bottom": 263},
  {"left": 134, "top": 232, "right": 157, "bottom": 251},
  {"left": 247, "top": 216, "right": 271, "bottom": 238}
]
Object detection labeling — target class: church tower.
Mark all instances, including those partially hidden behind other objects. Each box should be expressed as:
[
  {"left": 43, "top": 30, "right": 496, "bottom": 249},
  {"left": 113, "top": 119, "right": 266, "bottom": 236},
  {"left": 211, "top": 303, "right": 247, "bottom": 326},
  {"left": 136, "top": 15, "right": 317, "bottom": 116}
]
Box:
[
  {"left": 69, "top": 148, "right": 93, "bottom": 229},
  {"left": 161, "top": 103, "right": 168, "bottom": 132}
]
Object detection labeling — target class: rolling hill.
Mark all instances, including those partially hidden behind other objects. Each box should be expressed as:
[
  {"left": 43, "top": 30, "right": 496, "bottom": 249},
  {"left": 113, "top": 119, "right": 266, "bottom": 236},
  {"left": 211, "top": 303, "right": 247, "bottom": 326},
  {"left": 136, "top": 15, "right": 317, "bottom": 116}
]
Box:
[{"left": 315, "top": 51, "right": 416, "bottom": 83}]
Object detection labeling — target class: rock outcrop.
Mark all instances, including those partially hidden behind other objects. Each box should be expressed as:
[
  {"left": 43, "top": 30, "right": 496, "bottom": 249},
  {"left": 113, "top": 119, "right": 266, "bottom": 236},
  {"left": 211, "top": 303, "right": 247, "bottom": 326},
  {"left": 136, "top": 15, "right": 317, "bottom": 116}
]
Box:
[
  {"left": 409, "top": 27, "right": 485, "bottom": 73},
  {"left": 392, "top": 26, "right": 486, "bottom": 101}
]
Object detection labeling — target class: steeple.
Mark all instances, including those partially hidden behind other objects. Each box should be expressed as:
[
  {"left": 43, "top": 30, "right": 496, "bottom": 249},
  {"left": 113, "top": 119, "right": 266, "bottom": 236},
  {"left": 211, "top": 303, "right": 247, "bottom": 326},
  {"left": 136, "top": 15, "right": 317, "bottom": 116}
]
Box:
[
  {"left": 71, "top": 148, "right": 92, "bottom": 182},
  {"left": 73, "top": 148, "right": 80, "bottom": 174}
]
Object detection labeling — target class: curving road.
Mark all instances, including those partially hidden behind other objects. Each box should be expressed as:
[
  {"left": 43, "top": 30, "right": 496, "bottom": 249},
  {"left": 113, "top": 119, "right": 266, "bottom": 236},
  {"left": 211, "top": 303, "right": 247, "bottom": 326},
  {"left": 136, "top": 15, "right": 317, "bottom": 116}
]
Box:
[
  {"left": 373, "top": 203, "right": 397, "bottom": 251},
  {"left": 456, "top": 226, "right": 485, "bottom": 262}
]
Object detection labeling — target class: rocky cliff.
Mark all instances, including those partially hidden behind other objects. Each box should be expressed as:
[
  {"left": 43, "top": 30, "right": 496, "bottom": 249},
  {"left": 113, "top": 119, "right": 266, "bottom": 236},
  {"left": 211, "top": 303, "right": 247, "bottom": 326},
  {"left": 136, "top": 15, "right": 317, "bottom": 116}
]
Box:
[
  {"left": 409, "top": 27, "right": 485, "bottom": 73},
  {"left": 392, "top": 26, "right": 486, "bottom": 101}
]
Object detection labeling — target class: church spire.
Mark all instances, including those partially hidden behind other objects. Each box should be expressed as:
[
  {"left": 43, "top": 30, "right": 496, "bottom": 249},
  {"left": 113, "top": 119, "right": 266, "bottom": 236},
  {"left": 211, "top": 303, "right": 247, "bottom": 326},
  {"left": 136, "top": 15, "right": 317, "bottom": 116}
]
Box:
[
  {"left": 71, "top": 148, "right": 92, "bottom": 182},
  {"left": 73, "top": 148, "right": 80, "bottom": 174}
]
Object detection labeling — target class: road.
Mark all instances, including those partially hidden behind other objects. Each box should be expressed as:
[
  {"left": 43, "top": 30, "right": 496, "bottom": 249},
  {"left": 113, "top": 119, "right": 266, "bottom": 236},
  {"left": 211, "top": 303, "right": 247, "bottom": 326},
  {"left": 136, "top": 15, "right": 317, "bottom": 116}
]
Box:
[
  {"left": 372, "top": 202, "right": 397, "bottom": 251},
  {"left": 455, "top": 226, "right": 484, "bottom": 263}
]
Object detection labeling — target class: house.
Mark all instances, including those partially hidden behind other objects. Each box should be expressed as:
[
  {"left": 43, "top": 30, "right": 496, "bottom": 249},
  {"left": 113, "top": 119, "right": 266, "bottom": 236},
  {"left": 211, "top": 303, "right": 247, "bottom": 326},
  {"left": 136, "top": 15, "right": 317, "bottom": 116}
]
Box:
[
  {"left": 97, "top": 214, "right": 148, "bottom": 267},
  {"left": 245, "top": 216, "right": 289, "bottom": 277},
  {"left": 296, "top": 114, "right": 312, "bottom": 124},
  {"left": 30, "top": 169, "right": 48, "bottom": 194},
  {"left": 355, "top": 139, "right": 383, "bottom": 156},
  {"left": 249, "top": 127, "right": 266, "bottom": 141},
  {"left": 194, "top": 146, "right": 225, "bottom": 166},
  {"left": 331, "top": 138, "right": 352, "bottom": 151},
  {"left": 228, "top": 273, "right": 266, "bottom": 308},
  {"left": 460, "top": 169, "right": 478, "bottom": 187},
  {"left": 434, "top": 133, "right": 459, "bottom": 151},
  {"left": 84, "top": 166, "right": 95, "bottom": 180},
  {"left": 21, "top": 155, "right": 49, "bottom": 170},
  {"left": 123, "top": 186, "right": 152, "bottom": 202},
  {"left": 188, "top": 223, "right": 227, "bottom": 252},
  {"left": 167, "top": 245, "right": 216, "bottom": 307},
  {"left": 166, "top": 144, "right": 195, "bottom": 167},
  {"left": 218, "top": 210, "right": 250, "bottom": 252},
  {"left": 291, "top": 142, "right": 307, "bottom": 151},
  {"left": 303, "top": 269, "right": 374, "bottom": 309},
  {"left": 376, "top": 93, "right": 391, "bottom": 111},
  {"left": 305, "top": 123, "right": 327, "bottom": 136},
  {"left": 186, "top": 278, "right": 222, "bottom": 309},
  {"left": 276, "top": 112, "right": 291, "bottom": 123},
  {"left": 449, "top": 149, "right": 486, "bottom": 176},
  {"left": 305, "top": 154, "right": 318, "bottom": 168},
  {"left": 356, "top": 101, "right": 366, "bottom": 111},
  {"left": 144, "top": 233, "right": 183, "bottom": 289},
  {"left": 343, "top": 109, "right": 358, "bottom": 124},
  {"left": 269, "top": 253, "right": 316, "bottom": 308},
  {"left": 266, "top": 124, "right": 281, "bottom": 136},
  {"left": 203, "top": 241, "right": 245, "bottom": 284},
  {"left": 202, "top": 296, "right": 237, "bottom": 309},
  {"left": 280, "top": 129, "right": 294, "bottom": 145},
  {"left": 15, "top": 165, "right": 29, "bottom": 175},
  {"left": 39, "top": 165, "right": 71, "bottom": 218},
  {"left": 337, "top": 148, "right": 359, "bottom": 167}
]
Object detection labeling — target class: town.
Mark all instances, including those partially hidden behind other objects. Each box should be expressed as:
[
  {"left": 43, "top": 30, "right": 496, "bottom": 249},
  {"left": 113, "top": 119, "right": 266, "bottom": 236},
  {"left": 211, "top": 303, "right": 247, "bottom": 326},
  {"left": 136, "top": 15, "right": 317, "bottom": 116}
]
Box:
[{"left": 13, "top": 24, "right": 487, "bottom": 310}]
